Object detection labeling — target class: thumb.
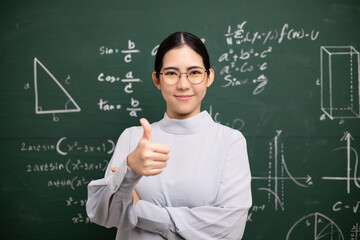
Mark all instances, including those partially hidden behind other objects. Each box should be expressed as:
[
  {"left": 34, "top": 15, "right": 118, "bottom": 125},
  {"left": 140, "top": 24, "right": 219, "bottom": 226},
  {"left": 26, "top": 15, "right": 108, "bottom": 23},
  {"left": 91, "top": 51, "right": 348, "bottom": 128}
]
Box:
[{"left": 140, "top": 118, "right": 152, "bottom": 142}]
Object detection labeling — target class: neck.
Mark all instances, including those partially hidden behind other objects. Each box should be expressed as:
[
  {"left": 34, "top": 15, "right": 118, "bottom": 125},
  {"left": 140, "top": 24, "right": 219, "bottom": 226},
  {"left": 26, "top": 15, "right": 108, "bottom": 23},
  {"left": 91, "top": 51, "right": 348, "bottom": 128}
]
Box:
[
  {"left": 166, "top": 107, "right": 201, "bottom": 120},
  {"left": 159, "top": 110, "right": 213, "bottom": 135}
]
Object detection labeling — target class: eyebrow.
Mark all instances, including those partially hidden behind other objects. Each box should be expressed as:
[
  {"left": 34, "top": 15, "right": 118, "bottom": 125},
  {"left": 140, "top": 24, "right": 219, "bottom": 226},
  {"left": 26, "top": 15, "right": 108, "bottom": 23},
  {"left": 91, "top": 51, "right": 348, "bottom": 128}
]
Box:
[{"left": 162, "top": 66, "right": 203, "bottom": 71}]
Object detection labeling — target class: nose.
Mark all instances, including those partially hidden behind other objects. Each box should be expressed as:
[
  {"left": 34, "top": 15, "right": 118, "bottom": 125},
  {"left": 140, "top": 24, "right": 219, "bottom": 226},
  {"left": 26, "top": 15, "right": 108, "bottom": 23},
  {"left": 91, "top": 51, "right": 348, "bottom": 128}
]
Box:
[{"left": 176, "top": 73, "right": 191, "bottom": 90}]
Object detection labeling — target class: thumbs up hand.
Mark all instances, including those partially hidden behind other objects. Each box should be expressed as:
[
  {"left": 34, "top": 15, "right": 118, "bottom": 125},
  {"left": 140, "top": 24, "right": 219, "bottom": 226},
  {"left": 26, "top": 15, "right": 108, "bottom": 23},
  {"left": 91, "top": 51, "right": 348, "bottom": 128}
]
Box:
[{"left": 127, "top": 118, "right": 170, "bottom": 176}]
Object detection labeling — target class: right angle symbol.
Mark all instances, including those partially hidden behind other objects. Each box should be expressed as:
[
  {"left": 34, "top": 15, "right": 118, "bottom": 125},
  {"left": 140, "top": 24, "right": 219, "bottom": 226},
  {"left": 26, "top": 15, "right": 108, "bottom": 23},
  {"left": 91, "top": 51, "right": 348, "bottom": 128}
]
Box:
[
  {"left": 34, "top": 57, "right": 81, "bottom": 121},
  {"left": 320, "top": 46, "right": 360, "bottom": 120}
]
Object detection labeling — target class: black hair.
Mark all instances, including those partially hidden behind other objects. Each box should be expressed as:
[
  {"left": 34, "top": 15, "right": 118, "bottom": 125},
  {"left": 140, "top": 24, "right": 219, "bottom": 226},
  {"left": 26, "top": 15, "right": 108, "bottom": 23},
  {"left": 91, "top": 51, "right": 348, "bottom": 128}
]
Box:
[{"left": 154, "top": 32, "right": 210, "bottom": 78}]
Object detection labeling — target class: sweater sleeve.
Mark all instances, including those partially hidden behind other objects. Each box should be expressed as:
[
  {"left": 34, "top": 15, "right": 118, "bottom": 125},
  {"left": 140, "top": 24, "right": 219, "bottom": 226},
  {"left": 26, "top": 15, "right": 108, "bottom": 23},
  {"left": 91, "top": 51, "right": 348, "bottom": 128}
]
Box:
[
  {"left": 132, "top": 131, "right": 252, "bottom": 239},
  {"left": 86, "top": 128, "right": 142, "bottom": 229}
]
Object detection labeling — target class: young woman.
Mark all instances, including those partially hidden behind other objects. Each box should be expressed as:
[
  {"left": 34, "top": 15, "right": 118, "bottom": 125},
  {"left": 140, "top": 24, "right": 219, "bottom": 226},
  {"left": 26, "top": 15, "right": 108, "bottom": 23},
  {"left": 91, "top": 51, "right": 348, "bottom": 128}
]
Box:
[{"left": 86, "top": 32, "right": 252, "bottom": 240}]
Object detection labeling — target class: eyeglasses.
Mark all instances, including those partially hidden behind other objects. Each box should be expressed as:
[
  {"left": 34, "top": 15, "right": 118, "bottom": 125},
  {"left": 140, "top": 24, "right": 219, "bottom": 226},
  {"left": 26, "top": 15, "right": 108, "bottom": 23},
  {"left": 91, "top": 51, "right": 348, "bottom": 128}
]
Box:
[{"left": 159, "top": 67, "right": 208, "bottom": 85}]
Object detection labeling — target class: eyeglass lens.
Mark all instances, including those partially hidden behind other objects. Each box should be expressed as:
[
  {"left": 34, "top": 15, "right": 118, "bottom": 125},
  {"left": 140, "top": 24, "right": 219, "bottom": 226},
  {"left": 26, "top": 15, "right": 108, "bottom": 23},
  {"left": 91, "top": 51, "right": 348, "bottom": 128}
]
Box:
[{"left": 162, "top": 68, "right": 205, "bottom": 85}]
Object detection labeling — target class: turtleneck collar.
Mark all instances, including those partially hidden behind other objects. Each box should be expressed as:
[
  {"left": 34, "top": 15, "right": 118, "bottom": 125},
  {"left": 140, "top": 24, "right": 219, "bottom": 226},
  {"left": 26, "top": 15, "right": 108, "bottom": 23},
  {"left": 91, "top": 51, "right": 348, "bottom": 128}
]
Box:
[{"left": 159, "top": 110, "right": 214, "bottom": 135}]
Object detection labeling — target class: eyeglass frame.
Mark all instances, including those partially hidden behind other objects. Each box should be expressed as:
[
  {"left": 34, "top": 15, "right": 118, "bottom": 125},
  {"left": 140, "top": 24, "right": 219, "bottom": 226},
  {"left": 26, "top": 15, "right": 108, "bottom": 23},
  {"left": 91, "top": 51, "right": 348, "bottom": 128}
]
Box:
[{"left": 158, "top": 67, "right": 209, "bottom": 85}]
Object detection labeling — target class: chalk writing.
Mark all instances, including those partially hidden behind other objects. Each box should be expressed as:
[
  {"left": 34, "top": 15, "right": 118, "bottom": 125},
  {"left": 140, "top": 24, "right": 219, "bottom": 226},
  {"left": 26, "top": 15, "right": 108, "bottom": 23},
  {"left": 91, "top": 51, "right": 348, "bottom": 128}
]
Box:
[
  {"left": 97, "top": 71, "right": 142, "bottom": 94},
  {"left": 286, "top": 212, "right": 344, "bottom": 240},
  {"left": 21, "top": 138, "right": 115, "bottom": 156},
  {"left": 56, "top": 137, "right": 115, "bottom": 156},
  {"left": 33, "top": 58, "right": 81, "bottom": 122},
  {"left": 225, "top": 21, "right": 319, "bottom": 45},
  {"left": 98, "top": 41, "right": 143, "bottom": 117},
  {"left": 72, "top": 213, "right": 90, "bottom": 224},
  {"left": 208, "top": 105, "right": 245, "bottom": 131},
  {"left": 47, "top": 176, "right": 90, "bottom": 190},
  {"left": 218, "top": 46, "right": 271, "bottom": 94},
  {"left": 121, "top": 40, "right": 140, "bottom": 63},
  {"left": 219, "top": 22, "right": 320, "bottom": 95},
  {"left": 127, "top": 97, "right": 142, "bottom": 117},
  {"left": 98, "top": 98, "right": 122, "bottom": 111},
  {"left": 99, "top": 40, "right": 141, "bottom": 63},
  {"left": 252, "top": 130, "right": 313, "bottom": 211},
  {"left": 320, "top": 46, "right": 360, "bottom": 121},
  {"left": 351, "top": 223, "right": 360, "bottom": 240},
  {"left": 26, "top": 159, "right": 108, "bottom": 174},
  {"left": 97, "top": 97, "right": 142, "bottom": 117},
  {"left": 21, "top": 137, "right": 110, "bottom": 223},
  {"left": 21, "top": 142, "right": 56, "bottom": 152},
  {"left": 332, "top": 201, "right": 360, "bottom": 213},
  {"left": 247, "top": 204, "right": 266, "bottom": 222},
  {"left": 66, "top": 197, "right": 87, "bottom": 207},
  {"left": 322, "top": 131, "right": 360, "bottom": 194},
  {"left": 27, "top": 162, "right": 65, "bottom": 173}
]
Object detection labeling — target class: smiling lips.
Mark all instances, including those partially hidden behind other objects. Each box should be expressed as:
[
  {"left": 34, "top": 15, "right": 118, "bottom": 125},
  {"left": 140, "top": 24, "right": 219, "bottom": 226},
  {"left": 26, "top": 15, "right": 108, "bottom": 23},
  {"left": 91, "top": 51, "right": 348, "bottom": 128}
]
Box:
[{"left": 175, "top": 95, "right": 194, "bottom": 101}]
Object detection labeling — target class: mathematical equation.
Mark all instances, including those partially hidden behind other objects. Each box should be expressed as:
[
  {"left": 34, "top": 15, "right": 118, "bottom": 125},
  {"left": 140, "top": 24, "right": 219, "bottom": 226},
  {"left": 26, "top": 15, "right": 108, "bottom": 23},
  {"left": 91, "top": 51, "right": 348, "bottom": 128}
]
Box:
[
  {"left": 66, "top": 196, "right": 87, "bottom": 207},
  {"left": 98, "top": 97, "right": 142, "bottom": 117},
  {"left": 99, "top": 40, "right": 140, "bottom": 62},
  {"left": 224, "top": 21, "right": 320, "bottom": 46},
  {"left": 98, "top": 71, "right": 141, "bottom": 93},
  {"left": 332, "top": 201, "right": 360, "bottom": 214},
  {"left": 72, "top": 213, "right": 90, "bottom": 224},
  {"left": 67, "top": 197, "right": 90, "bottom": 224},
  {"left": 218, "top": 21, "right": 320, "bottom": 95},
  {"left": 98, "top": 40, "right": 143, "bottom": 117},
  {"left": 218, "top": 46, "right": 271, "bottom": 94},
  {"left": 21, "top": 137, "right": 115, "bottom": 155},
  {"left": 21, "top": 138, "right": 110, "bottom": 224},
  {"left": 26, "top": 159, "right": 108, "bottom": 174},
  {"left": 47, "top": 176, "right": 90, "bottom": 190}
]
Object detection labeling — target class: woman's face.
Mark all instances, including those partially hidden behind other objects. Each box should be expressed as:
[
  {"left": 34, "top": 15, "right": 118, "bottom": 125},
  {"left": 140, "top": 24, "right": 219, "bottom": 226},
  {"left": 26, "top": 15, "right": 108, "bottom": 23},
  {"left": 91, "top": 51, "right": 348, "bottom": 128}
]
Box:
[{"left": 152, "top": 45, "right": 214, "bottom": 119}]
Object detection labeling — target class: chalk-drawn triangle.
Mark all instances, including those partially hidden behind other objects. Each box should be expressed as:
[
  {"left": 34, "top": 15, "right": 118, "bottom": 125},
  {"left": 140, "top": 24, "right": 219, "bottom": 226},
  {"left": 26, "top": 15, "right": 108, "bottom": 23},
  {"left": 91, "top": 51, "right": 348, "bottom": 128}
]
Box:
[
  {"left": 286, "top": 212, "right": 344, "bottom": 240},
  {"left": 315, "top": 213, "right": 343, "bottom": 240},
  {"left": 34, "top": 58, "right": 81, "bottom": 114}
]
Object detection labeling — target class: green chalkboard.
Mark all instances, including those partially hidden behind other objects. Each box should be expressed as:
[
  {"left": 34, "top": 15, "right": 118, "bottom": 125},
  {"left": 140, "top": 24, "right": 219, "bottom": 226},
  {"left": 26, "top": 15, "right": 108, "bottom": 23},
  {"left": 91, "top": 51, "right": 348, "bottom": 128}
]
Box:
[{"left": 1, "top": 0, "right": 359, "bottom": 239}]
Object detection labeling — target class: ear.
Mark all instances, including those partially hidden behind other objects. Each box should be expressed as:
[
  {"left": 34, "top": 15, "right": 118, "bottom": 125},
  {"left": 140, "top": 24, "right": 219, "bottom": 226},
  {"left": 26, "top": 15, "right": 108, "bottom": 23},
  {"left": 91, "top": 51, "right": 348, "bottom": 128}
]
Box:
[
  {"left": 152, "top": 72, "right": 161, "bottom": 90},
  {"left": 206, "top": 69, "right": 215, "bottom": 87}
]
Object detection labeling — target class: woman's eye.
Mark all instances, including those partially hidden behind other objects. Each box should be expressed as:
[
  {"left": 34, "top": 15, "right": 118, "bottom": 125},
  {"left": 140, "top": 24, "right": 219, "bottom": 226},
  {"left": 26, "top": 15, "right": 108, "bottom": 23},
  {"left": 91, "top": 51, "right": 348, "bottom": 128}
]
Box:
[
  {"left": 189, "top": 70, "right": 201, "bottom": 75},
  {"left": 165, "top": 71, "right": 177, "bottom": 76}
]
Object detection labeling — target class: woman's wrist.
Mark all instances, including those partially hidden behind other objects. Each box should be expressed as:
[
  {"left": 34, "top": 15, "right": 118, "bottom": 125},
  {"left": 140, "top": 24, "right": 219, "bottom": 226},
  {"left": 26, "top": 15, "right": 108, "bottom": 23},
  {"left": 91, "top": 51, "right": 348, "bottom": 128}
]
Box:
[{"left": 126, "top": 152, "right": 138, "bottom": 175}]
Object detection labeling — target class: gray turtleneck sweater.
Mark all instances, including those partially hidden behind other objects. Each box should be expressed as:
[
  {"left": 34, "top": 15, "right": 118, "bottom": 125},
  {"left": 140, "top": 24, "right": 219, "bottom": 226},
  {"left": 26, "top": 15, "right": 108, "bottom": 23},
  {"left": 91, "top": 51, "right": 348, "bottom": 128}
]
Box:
[{"left": 86, "top": 111, "right": 252, "bottom": 240}]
